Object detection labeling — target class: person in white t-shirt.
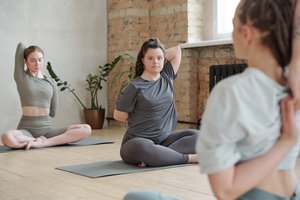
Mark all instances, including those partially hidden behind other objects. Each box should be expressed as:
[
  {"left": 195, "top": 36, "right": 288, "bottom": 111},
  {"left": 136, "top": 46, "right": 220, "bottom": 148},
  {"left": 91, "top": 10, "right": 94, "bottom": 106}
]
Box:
[
  {"left": 122, "top": 0, "right": 300, "bottom": 199},
  {"left": 197, "top": 0, "right": 300, "bottom": 199}
]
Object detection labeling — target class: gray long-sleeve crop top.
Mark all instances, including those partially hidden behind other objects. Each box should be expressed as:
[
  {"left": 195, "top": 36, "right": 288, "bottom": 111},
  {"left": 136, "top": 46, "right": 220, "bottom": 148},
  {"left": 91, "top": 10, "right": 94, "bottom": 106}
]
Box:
[{"left": 14, "top": 43, "right": 57, "bottom": 117}]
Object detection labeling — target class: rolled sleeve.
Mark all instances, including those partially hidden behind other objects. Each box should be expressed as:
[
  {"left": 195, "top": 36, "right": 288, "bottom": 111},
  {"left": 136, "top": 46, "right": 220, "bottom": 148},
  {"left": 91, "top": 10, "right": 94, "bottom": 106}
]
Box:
[
  {"left": 116, "top": 83, "right": 138, "bottom": 113},
  {"left": 196, "top": 124, "right": 241, "bottom": 174},
  {"left": 196, "top": 83, "right": 244, "bottom": 174}
]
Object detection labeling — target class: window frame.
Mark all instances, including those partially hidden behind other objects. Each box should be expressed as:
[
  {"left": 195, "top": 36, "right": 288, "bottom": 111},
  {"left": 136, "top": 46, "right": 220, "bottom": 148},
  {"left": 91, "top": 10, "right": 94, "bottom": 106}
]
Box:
[{"left": 204, "top": 0, "right": 238, "bottom": 40}]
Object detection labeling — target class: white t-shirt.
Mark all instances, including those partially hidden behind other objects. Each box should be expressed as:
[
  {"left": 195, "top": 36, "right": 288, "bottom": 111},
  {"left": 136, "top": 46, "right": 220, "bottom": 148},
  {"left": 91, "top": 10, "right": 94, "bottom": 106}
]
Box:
[{"left": 196, "top": 67, "right": 300, "bottom": 174}]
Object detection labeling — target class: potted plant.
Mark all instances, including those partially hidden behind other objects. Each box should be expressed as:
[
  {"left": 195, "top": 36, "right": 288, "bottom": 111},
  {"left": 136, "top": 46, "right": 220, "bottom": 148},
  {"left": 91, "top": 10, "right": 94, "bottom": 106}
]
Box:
[
  {"left": 110, "top": 53, "right": 136, "bottom": 93},
  {"left": 46, "top": 55, "right": 126, "bottom": 129}
]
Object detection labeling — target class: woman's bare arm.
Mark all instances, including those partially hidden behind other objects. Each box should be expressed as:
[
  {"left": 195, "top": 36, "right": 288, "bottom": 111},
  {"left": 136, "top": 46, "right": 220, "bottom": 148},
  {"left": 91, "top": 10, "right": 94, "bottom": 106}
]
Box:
[
  {"left": 289, "top": 0, "right": 300, "bottom": 106},
  {"left": 208, "top": 97, "right": 297, "bottom": 200},
  {"left": 113, "top": 109, "right": 129, "bottom": 122},
  {"left": 165, "top": 46, "right": 181, "bottom": 74}
]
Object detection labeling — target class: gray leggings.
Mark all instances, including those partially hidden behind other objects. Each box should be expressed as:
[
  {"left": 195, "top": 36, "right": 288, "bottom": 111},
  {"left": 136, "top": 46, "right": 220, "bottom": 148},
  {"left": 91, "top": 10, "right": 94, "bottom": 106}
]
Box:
[
  {"left": 123, "top": 190, "right": 182, "bottom": 200},
  {"left": 237, "top": 185, "right": 300, "bottom": 200},
  {"left": 123, "top": 185, "right": 300, "bottom": 200},
  {"left": 120, "top": 129, "right": 198, "bottom": 167},
  {"left": 17, "top": 116, "right": 67, "bottom": 138}
]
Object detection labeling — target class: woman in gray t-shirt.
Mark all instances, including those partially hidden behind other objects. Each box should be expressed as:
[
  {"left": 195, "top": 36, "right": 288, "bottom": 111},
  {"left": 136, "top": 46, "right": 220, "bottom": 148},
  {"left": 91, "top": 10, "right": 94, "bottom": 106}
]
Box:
[{"left": 114, "top": 38, "right": 199, "bottom": 167}]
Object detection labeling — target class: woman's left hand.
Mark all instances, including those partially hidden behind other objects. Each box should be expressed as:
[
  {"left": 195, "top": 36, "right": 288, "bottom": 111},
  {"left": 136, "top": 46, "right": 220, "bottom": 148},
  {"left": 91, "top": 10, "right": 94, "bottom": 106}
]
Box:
[
  {"left": 288, "top": 61, "right": 300, "bottom": 110},
  {"left": 280, "top": 96, "right": 298, "bottom": 144}
]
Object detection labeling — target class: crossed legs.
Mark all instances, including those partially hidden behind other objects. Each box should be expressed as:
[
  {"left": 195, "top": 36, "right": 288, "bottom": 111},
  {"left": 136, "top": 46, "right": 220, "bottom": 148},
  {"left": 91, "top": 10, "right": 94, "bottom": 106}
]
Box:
[
  {"left": 1, "top": 124, "right": 91, "bottom": 150},
  {"left": 120, "top": 129, "right": 199, "bottom": 167}
]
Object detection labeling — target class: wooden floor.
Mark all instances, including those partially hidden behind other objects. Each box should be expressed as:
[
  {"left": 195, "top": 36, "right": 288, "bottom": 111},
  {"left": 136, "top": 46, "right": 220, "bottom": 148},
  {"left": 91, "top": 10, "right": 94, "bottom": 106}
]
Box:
[{"left": 0, "top": 127, "right": 214, "bottom": 200}]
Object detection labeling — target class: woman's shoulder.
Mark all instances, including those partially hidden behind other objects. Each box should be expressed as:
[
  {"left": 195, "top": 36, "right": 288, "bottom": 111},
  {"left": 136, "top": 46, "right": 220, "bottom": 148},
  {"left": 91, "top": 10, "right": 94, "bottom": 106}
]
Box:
[
  {"left": 210, "top": 72, "right": 246, "bottom": 96},
  {"left": 123, "top": 77, "right": 145, "bottom": 92},
  {"left": 129, "top": 77, "right": 143, "bottom": 86},
  {"left": 206, "top": 68, "right": 261, "bottom": 111},
  {"left": 211, "top": 68, "right": 263, "bottom": 95},
  {"left": 214, "top": 67, "right": 285, "bottom": 97}
]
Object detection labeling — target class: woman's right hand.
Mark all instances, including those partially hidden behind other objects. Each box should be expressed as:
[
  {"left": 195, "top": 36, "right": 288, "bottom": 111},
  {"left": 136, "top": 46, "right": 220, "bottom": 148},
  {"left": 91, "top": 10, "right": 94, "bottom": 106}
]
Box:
[
  {"left": 288, "top": 61, "right": 300, "bottom": 110},
  {"left": 280, "top": 97, "right": 298, "bottom": 145}
]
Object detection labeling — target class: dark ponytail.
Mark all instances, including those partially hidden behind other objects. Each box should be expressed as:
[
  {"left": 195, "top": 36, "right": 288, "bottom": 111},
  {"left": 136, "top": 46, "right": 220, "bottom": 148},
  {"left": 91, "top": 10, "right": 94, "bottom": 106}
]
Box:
[
  {"left": 134, "top": 38, "right": 165, "bottom": 77},
  {"left": 239, "top": 0, "right": 296, "bottom": 67}
]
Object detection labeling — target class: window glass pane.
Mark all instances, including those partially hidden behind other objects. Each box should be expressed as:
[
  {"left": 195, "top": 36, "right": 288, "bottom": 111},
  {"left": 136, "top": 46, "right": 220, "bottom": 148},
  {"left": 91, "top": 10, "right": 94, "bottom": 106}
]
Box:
[{"left": 217, "top": 0, "right": 239, "bottom": 34}]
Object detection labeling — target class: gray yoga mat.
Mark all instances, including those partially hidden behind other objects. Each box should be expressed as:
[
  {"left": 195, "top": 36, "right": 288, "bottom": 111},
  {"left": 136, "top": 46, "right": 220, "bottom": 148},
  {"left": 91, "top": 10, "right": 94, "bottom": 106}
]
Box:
[
  {"left": 0, "top": 137, "right": 114, "bottom": 153},
  {"left": 56, "top": 160, "right": 192, "bottom": 178}
]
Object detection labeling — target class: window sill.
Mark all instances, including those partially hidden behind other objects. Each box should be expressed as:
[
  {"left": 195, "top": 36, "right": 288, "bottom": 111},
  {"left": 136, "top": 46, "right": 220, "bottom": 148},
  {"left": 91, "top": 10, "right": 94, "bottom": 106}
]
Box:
[{"left": 180, "top": 38, "right": 233, "bottom": 49}]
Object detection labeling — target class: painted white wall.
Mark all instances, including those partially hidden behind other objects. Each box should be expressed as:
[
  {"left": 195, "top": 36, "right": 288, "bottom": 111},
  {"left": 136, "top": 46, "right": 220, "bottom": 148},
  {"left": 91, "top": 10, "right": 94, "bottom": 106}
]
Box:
[{"left": 0, "top": 0, "right": 108, "bottom": 133}]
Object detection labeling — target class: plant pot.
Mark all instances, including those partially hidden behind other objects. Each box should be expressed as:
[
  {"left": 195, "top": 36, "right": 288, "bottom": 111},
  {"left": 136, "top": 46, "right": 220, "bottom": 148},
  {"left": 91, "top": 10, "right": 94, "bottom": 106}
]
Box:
[{"left": 83, "top": 108, "right": 105, "bottom": 129}]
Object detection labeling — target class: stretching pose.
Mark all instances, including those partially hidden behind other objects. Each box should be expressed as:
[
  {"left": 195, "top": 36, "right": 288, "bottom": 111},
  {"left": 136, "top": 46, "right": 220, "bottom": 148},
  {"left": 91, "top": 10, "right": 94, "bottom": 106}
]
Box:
[
  {"left": 1, "top": 43, "right": 91, "bottom": 150},
  {"left": 114, "top": 38, "right": 198, "bottom": 167},
  {"left": 123, "top": 0, "right": 300, "bottom": 200},
  {"left": 289, "top": 0, "right": 300, "bottom": 108},
  {"left": 197, "top": 0, "right": 300, "bottom": 199}
]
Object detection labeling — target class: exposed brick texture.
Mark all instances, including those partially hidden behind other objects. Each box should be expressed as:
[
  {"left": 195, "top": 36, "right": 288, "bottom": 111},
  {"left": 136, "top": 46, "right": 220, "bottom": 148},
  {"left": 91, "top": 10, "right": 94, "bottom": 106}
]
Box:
[{"left": 107, "top": 0, "right": 246, "bottom": 129}]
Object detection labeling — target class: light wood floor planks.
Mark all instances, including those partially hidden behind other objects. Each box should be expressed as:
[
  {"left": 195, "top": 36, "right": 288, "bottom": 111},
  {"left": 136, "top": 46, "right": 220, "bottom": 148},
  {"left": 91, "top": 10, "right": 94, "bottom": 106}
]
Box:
[
  {"left": 1, "top": 127, "right": 299, "bottom": 200},
  {"left": 0, "top": 127, "right": 213, "bottom": 200}
]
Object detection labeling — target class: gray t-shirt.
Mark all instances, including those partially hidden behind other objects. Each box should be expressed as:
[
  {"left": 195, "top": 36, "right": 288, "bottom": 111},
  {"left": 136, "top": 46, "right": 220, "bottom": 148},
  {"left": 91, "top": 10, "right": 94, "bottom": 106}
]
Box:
[{"left": 116, "top": 61, "right": 177, "bottom": 143}]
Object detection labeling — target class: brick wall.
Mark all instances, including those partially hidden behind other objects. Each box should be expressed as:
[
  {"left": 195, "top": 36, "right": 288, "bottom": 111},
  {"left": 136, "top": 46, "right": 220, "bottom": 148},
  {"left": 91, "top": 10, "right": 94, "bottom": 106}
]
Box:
[{"left": 107, "top": 0, "right": 245, "bottom": 129}]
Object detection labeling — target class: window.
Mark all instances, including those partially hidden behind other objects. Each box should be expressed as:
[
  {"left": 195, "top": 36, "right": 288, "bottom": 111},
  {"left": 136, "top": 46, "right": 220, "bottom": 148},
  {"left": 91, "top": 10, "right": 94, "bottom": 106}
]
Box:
[
  {"left": 202, "top": 0, "right": 239, "bottom": 40},
  {"left": 214, "top": 0, "right": 239, "bottom": 39}
]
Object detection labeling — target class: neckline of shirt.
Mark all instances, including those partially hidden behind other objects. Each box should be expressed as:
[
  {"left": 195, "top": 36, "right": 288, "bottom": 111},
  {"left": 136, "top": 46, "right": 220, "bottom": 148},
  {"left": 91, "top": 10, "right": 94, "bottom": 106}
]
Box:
[{"left": 245, "top": 67, "right": 286, "bottom": 92}]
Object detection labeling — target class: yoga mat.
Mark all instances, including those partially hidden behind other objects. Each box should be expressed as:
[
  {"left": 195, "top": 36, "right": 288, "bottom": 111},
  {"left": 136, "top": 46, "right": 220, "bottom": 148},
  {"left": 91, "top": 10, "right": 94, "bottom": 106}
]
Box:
[
  {"left": 66, "top": 138, "right": 113, "bottom": 146},
  {"left": 0, "top": 137, "right": 114, "bottom": 153},
  {"left": 56, "top": 160, "right": 192, "bottom": 178}
]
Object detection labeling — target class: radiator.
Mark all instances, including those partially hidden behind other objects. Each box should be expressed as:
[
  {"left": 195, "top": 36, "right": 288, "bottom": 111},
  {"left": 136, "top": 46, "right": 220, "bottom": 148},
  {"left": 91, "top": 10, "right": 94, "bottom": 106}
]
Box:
[
  {"left": 197, "top": 63, "right": 247, "bottom": 128},
  {"left": 209, "top": 63, "right": 247, "bottom": 92}
]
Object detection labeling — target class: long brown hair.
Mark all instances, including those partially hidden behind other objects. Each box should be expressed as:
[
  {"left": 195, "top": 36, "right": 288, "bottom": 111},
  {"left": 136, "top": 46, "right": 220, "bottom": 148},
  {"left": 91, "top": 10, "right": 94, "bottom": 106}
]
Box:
[
  {"left": 24, "top": 45, "right": 44, "bottom": 60},
  {"left": 239, "top": 0, "right": 296, "bottom": 67},
  {"left": 134, "top": 38, "right": 165, "bottom": 77},
  {"left": 23, "top": 45, "right": 44, "bottom": 74}
]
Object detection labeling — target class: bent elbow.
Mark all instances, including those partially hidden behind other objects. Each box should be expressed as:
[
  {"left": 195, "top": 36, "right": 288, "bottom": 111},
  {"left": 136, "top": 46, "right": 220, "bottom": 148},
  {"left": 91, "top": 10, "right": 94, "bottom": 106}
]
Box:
[
  {"left": 214, "top": 192, "right": 230, "bottom": 200},
  {"left": 113, "top": 115, "right": 120, "bottom": 121},
  {"left": 114, "top": 116, "right": 127, "bottom": 122},
  {"left": 176, "top": 45, "right": 181, "bottom": 54},
  {"left": 49, "top": 112, "right": 55, "bottom": 118},
  {"left": 213, "top": 188, "right": 237, "bottom": 200},
  {"left": 113, "top": 110, "right": 128, "bottom": 122}
]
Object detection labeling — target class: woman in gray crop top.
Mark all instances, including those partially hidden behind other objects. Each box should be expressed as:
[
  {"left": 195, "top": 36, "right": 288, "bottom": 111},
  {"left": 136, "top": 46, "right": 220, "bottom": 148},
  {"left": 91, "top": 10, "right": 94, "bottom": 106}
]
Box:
[
  {"left": 114, "top": 38, "right": 199, "bottom": 167},
  {"left": 1, "top": 43, "right": 91, "bottom": 150}
]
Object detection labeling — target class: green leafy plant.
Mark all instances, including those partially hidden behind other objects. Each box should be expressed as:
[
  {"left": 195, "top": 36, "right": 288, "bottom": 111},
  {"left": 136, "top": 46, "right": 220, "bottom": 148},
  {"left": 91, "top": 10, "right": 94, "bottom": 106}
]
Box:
[
  {"left": 85, "top": 54, "right": 123, "bottom": 109},
  {"left": 47, "top": 62, "right": 87, "bottom": 109},
  {"left": 110, "top": 53, "right": 136, "bottom": 94},
  {"left": 85, "top": 73, "right": 101, "bottom": 110},
  {"left": 46, "top": 54, "right": 133, "bottom": 110}
]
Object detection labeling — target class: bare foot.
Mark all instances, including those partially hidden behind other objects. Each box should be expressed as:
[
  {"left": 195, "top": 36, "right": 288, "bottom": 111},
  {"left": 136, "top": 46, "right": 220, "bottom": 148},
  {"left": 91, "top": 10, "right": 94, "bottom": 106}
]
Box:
[
  {"left": 25, "top": 136, "right": 48, "bottom": 150},
  {"left": 138, "top": 162, "right": 146, "bottom": 167},
  {"left": 188, "top": 154, "right": 198, "bottom": 164}
]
